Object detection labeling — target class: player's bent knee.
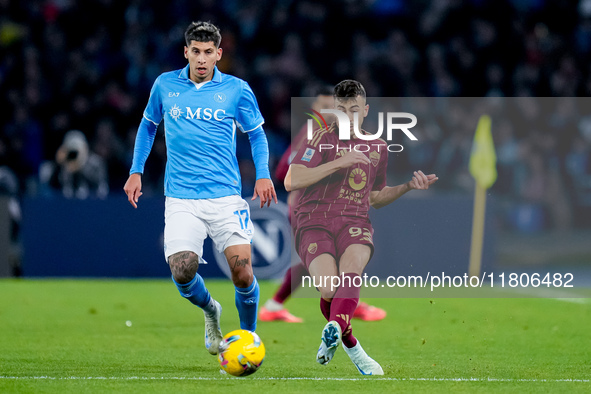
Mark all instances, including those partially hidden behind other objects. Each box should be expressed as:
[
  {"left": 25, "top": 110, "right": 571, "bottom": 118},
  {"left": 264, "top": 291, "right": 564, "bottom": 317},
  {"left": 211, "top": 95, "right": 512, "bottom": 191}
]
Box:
[
  {"left": 232, "top": 268, "right": 253, "bottom": 288},
  {"left": 339, "top": 246, "right": 372, "bottom": 274},
  {"left": 168, "top": 251, "right": 199, "bottom": 284},
  {"left": 318, "top": 286, "right": 336, "bottom": 300}
]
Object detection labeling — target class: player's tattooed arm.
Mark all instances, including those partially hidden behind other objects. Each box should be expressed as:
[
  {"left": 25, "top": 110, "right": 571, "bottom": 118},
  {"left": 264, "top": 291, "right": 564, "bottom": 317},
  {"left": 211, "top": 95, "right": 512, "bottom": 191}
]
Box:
[{"left": 168, "top": 251, "right": 200, "bottom": 283}]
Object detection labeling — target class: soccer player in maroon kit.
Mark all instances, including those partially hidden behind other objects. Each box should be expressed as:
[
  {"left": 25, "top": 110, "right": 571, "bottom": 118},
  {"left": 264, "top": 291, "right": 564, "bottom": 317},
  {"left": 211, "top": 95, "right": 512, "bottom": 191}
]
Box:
[
  {"left": 259, "top": 86, "right": 386, "bottom": 323},
  {"left": 285, "top": 80, "right": 437, "bottom": 375}
]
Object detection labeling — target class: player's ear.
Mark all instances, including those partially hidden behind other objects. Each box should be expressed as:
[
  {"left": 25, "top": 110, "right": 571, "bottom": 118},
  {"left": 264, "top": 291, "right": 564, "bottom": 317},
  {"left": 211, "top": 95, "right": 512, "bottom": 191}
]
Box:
[
  {"left": 364, "top": 104, "right": 369, "bottom": 118},
  {"left": 217, "top": 47, "right": 223, "bottom": 61},
  {"left": 184, "top": 46, "right": 188, "bottom": 59}
]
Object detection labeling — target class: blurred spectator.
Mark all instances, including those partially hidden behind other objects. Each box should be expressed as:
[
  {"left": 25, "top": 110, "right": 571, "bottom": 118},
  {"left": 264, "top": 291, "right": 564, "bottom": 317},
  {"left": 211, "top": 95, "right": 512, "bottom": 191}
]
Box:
[
  {"left": 0, "top": 166, "right": 22, "bottom": 275},
  {"left": 39, "top": 130, "right": 108, "bottom": 199},
  {"left": 0, "top": 0, "right": 591, "bottom": 232}
]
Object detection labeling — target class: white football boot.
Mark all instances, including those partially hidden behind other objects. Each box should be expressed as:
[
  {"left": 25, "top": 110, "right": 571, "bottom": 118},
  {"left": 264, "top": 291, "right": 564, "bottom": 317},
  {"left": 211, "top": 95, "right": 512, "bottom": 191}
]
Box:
[
  {"left": 204, "top": 299, "right": 223, "bottom": 355},
  {"left": 316, "top": 321, "right": 341, "bottom": 365},
  {"left": 343, "top": 340, "right": 384, "bottom": 375}
]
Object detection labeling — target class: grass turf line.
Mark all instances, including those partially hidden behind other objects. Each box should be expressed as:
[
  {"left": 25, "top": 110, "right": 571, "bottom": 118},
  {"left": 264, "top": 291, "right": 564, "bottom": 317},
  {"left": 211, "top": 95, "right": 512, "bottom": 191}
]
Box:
[{"left": 0, "top": 279, "right": 590, "bottom": 393}]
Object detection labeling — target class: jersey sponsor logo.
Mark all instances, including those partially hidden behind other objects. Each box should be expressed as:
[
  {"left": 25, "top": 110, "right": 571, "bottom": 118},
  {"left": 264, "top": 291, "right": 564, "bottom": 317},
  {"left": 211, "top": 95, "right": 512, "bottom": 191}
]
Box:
[
  {"left": 302, "top": 148, "right": 315, "bottom": 162},
  {"left": 169, "top": 104, "right": 184, "bottom": 120},
  {"left": 168, "top": 92, "right": 180, "bottom": 97},
  {"left": 185, "top": 107, "right": 226, "bottom": 121},
  {"left": 338, "top": 188, "right": 365, "bottom": 203},
  {"left": 214, "top": 92, "right": 227, "bottom": 103},
  {"left": 308, "top": 243, "right": 318, "bottom": 254},
  {"left": 370, "top": 151, "right": 380, "bottom": 167},
  {"left": 349, "top": 168, "right": 367, "bottom": 191}
]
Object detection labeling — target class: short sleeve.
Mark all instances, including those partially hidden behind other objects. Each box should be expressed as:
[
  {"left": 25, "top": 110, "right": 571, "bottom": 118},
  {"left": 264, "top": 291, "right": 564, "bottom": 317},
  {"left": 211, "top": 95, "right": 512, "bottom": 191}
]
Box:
[
  {"left": 143, "top": 76, "right": 163, "bottom": 125},
  {"left": 236, "top": 81, "right": 265, "bottom": 132},
  {"left": 291, "top": 128, "right": 331, "bottom": 168}
]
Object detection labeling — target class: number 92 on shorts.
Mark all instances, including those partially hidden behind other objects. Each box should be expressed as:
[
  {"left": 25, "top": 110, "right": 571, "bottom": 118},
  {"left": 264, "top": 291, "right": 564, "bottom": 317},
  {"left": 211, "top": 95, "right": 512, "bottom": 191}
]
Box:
[{"left": 295, "top": 216, "right": 374, "bottom": 269}]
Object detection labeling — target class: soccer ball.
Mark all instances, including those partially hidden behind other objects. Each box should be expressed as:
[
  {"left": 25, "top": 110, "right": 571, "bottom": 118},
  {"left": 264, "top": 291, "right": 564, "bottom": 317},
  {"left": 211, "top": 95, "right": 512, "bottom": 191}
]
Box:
[{"left": 218, "top": 329, "right": 265, "bottom": 377}]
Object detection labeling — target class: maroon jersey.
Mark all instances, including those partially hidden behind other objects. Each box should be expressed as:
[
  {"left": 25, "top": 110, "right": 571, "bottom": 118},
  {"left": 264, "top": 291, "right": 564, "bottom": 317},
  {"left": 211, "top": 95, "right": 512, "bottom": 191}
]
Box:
[{"left": 291, "top": 125, "right": 388, "bottom": 222}]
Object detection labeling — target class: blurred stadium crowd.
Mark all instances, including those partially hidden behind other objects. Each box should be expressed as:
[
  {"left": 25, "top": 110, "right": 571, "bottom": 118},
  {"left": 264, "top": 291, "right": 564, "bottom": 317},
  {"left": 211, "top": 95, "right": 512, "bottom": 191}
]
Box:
[{"left": 1, "top": 0, "right": 591, "bottom": 231}]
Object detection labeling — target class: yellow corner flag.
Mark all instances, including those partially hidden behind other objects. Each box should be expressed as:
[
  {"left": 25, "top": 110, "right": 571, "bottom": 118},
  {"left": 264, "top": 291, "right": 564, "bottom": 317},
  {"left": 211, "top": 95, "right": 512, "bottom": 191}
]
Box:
[
  {"left": 469, "top": 115, "right": 497, "bottom": 189},
  {"left": 468, "top": 115, "right": 496, "bottom": 277}
]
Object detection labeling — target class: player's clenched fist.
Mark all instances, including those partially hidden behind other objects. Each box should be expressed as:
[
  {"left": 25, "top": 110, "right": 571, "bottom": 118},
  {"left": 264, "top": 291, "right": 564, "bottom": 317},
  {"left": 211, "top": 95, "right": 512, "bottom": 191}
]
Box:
[
  {"left": 408, "top": 170, "right": 438, "bottom": 190},
  {"left": 336, "top": 151, "right": 371, "bottom": 169}
]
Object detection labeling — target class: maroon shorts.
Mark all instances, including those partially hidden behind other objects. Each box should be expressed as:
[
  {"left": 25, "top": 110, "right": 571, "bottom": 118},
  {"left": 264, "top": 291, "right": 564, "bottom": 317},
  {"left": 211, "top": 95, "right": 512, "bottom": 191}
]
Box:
[{"left": 295, "top": 216, "right": 374, "bottom": 269}]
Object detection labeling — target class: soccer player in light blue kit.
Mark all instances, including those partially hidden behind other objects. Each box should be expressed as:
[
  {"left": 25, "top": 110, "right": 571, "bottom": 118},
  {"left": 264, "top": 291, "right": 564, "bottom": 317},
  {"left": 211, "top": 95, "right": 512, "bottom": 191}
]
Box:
[{"left": 124, "top": 21, "right": 277, "bottom": 356}]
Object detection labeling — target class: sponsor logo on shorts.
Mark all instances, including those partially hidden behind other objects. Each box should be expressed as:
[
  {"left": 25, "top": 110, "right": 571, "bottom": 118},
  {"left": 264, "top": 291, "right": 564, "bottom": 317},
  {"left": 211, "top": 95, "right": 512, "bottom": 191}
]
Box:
[
  {"left": 308, "top": 242, "right": 318, "bottom": 254},
  {"left": 302, "top": 148, "right": 315, "bottom": 162}
]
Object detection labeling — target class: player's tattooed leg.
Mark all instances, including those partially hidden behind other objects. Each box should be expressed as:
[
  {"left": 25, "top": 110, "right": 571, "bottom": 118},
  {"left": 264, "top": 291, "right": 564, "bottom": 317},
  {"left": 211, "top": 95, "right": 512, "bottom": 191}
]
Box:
[
  {"left": 229, "top": 255, "right": 249, "bottom": 269},
  {"left": 228, "top": 254, "right": 252, "bottom": 288},
  {"left": 224, "top": 244, "right": 254, "bottom": 288},
  {"left": 168, "top": 251, "right": 199, "bottom": 284}
]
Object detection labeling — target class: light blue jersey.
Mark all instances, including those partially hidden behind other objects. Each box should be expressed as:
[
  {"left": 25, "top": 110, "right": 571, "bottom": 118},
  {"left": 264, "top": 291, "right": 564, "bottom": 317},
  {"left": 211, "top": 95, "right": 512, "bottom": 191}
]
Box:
[{"left": 130, "top": 65, "right": 269, "bottom": 199}]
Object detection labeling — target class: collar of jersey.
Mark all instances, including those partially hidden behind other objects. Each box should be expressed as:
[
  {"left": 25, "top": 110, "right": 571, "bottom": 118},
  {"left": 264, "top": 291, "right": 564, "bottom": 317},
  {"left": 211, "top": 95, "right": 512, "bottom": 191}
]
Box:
[{"left": 178, "top": 64, "right": 222, "bottom": 83}]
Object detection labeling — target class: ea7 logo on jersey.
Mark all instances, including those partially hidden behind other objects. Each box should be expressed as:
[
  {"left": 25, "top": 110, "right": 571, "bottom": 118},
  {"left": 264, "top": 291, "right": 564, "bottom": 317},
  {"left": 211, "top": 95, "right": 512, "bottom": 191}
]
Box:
[
  {"left": 302, "top": 148, "right": 315, "bottom": 162},
  {"left": 168, "top": 92, "right": 180, "bottom": 97}
]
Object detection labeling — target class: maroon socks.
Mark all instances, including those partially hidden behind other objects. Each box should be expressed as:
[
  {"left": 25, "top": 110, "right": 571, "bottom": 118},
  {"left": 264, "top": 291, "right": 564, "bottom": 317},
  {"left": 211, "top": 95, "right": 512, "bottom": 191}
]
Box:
[
  {"left": 328, "top": 273, "right": 360, "bottom": 348},
  {"left": 272, "top": 262, "right": 308, "bottom": 304}
]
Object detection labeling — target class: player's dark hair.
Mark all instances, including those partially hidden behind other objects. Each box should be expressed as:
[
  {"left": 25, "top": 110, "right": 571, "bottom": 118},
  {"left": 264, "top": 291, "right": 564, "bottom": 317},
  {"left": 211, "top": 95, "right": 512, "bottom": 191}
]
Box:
[
  {"left": 302, "top": 83, "right": 334, "bottom": 97},
  {"left": 333, "top": 80, "right": 366, "bottom": 99},
  {"left": 185, "top": 21, "right": 222, "bottom": 48}
]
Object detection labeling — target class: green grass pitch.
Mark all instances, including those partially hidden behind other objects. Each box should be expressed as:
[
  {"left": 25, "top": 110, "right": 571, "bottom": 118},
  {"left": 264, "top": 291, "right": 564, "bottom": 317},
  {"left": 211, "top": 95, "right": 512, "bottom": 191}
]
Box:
[{"left": 1, "top": 279, "right": 590, "bottom": 393}]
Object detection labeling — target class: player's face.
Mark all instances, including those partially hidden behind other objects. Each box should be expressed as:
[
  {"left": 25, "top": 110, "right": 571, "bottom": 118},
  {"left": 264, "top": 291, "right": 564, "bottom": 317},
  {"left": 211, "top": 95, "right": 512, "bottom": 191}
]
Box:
[
  {"left": 184, "top": 40, "right": 222, "bottom": 83},
  {"left": 335, "top": 96, "right": 369, "bottom": 138}
]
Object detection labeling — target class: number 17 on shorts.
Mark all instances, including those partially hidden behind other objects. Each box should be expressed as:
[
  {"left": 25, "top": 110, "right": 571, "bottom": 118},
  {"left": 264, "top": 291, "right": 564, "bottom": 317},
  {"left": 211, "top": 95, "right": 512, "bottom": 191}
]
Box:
[{"left": 233, "top": 209, "right": 252, "bottom": 235}]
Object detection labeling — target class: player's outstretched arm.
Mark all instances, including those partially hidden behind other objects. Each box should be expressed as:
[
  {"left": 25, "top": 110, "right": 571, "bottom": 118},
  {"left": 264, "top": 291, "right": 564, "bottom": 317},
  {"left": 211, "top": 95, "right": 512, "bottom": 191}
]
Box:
[
  {"left": 123, "top": 173, "right": 143, "bottom": 208},
  {"left": 370, "top": 170, "right": 438, "bottom": 209},
  {"left": 285, "top": 152, "right": 370, "bottom": 191},
  {"left": 252, "top": 178, "right": 278, "bottom": 208}
]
